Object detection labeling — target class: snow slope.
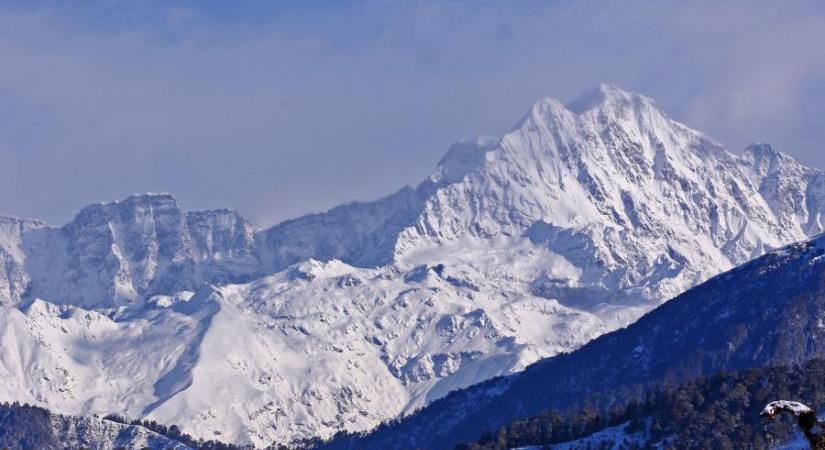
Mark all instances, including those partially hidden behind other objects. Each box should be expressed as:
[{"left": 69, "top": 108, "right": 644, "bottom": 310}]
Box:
[
  {"left": 774, "top": 433, "right": 810, "bottom": 450},
  {"left": 327, "top": 232, "right": 825, "bottom": 450},
  {"left": 2, "top": 85, "right": 825, "bottom": 446},
  {"left": 510, "top": 421, "right": 650, "bottom": 450}
]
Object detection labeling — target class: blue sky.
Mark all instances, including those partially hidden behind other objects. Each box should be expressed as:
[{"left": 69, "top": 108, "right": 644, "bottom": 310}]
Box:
[{"left": 1, "top": 1, "right": 824, "bottom": 226}]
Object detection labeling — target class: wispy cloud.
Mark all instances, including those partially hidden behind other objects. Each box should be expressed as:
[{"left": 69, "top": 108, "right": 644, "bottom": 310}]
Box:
[{"left": 0, "top": 1, "right": 823, "bottom": 225}]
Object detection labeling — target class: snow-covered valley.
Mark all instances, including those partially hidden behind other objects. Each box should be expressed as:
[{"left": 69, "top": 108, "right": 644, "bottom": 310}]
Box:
[{"left": 2, "top": 84, "right": 825, "bottom": 446}]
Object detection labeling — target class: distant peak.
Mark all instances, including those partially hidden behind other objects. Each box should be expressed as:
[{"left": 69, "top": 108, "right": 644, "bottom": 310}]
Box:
[
  {"left": 434, "top": 136, "right": 498, "bottom": 184},
  {"left": 70, "top": 192, "right": 181, "bottom": 224},
  {"left": 102, "top": 192, "right": 180, "bottom": 211},
  {"left": 740, "top": 143, "right": 798, "bottom": 170},
  {"left": 0, "top": 214, "right": 47, "bottom": 227},
  {"left": 565, "top": 83, "right": 657, "bottom": 115},
  {"left": 513, "top": 84, "right": 666, "bottom": 133},
  {"left": 513, "top": 96, "right": 568, "bottom": 131},
  {"left": 122, "top": 192, "right": 177, "bottom": 202},
  {"left": 438, "top": 137, "right": 498, "bottom": 166},
  {"left": 83, "top": 192, "right": 177, "bottom": 207},
  {"left": 742, "top": 143, "right": 785, "bottom": 160}
]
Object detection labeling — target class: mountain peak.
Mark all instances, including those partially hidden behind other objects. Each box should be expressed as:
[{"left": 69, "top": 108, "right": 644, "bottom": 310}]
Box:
[
  {"left": 69, "top": 192, "right": 181, "bottom": 227},
  {"left": 434, "top": 136, "right": 498, "bottom": 184},
  {"left": 515, "top": 84, "right": 666, "bottom": 133},
  {"left": 113, "top": 192, "right": 178, "bottom": 207},
  {"left": 739, "top": 143, "right": 803, "bottom": 178},
  {"left": 565, "top": 83, "right": 657, "bottom": 115},
  {"left": 741, "top": 142, "right": 789, "bottom": 161}
]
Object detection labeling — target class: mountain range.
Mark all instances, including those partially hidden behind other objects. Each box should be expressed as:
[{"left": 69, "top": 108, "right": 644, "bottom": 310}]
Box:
[
  {"left": 2, "top": 84, "right": 824, "bottom": 446},
  {"left": 322, "top": 227, "right": 825, "bottom": 449}
]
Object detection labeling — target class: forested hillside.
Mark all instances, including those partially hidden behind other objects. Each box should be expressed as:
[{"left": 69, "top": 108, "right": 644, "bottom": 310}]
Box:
[
  {"left": 0, "top": 402, "right": 239, "bottom": 450},
  {"left": 456, "top": 360, "right": 825, "bottom": 449}
]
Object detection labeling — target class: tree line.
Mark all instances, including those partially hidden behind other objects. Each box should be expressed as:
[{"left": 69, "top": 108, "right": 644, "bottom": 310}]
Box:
[{"left": 454, "top": 359, "right": 825, "bottom": 449}]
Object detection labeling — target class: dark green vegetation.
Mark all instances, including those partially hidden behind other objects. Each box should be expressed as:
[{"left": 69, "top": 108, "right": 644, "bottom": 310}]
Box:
[{"left": 457, "top": 360, "right": 825, "bottom": 449}]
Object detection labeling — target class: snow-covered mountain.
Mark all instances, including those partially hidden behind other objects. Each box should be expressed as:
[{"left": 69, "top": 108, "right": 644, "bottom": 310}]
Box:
[
  {"left": 326, "top": 230, "right": 825, "bottom": 450},
  {"left": 1, "top": 84, "right": 824, "bottom": 446},
  {"left": 1, "top": 194, "right": 259, "bottom": 310}
]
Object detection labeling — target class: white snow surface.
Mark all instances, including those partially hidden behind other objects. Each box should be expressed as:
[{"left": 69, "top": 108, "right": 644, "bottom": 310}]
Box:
[
  {"left": 511, "top": 421, "right": 650, "bottom": 450},
  {"left": 774, "top": 433, "right": 810, "bottom": 450},
  {"left": 2, "top": 85, "right": 825, "bottom": 446},
  {"left": 762, "top": 401, "right": 815, "bottom": 417}
]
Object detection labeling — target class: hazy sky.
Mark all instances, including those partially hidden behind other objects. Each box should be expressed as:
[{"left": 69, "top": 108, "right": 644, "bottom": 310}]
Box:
[{"left": 1, "top": 1, "right": 824, "bottom": 226}]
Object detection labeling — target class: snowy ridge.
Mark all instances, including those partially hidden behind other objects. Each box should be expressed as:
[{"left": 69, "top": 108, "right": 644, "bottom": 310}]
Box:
[
  {"left": 48, "top": 413, "right": 195, "bottom": 450},
  {"left": 324, "top": 232, "right": 825, "bottom": 450},
  {"left": 0, "top": 402, "right": 194, "bottom": 450},
  {"left": 2, "top": 193, "right": 259, "bottom": 310},
  {"left": 2, "top": 85, "right": 825, "bottom": 446}
]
